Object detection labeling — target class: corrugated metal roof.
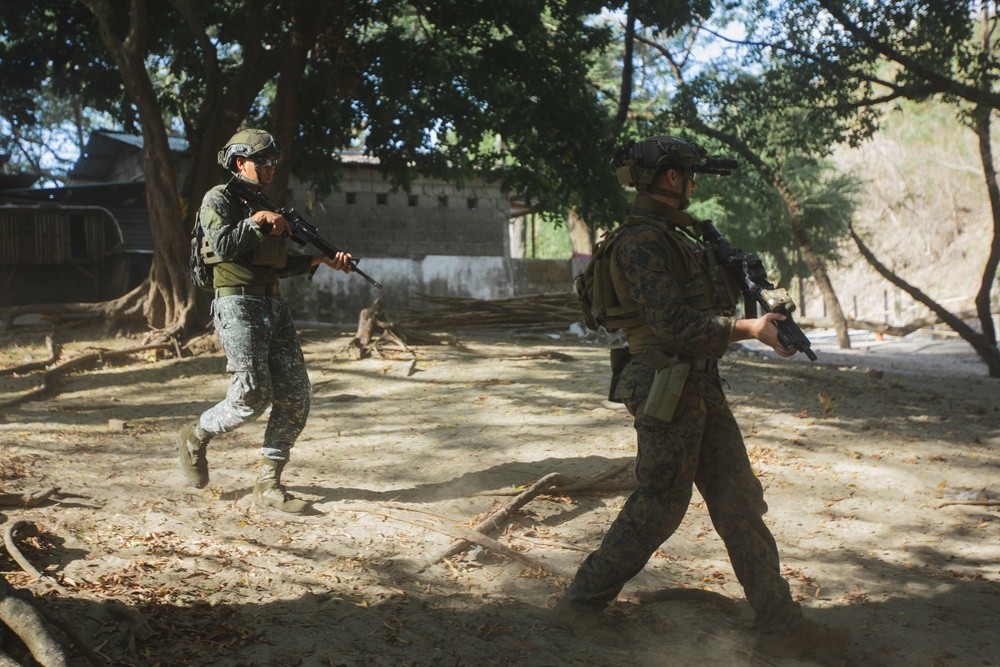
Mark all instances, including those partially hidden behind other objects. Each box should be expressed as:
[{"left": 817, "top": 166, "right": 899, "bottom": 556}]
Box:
[{"left": 68, "top": 130, "right": 188, "bottom": 182}]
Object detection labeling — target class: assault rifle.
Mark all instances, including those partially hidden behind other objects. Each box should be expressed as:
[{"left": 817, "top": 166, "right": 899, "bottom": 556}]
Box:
[
  {"left": 226, "top": 177, "right": 384, "bottom": 291},
  {"left": 702, "top": 221, "right": 817, "bottom": 361}
]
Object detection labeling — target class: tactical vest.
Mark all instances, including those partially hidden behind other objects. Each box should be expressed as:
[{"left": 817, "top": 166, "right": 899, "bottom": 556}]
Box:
[
  {"left": 199, "top": 185, "right": 288, "bottom": 270},
  {"left": 576, "top": 205, "right": 741, "bottom": 353}
]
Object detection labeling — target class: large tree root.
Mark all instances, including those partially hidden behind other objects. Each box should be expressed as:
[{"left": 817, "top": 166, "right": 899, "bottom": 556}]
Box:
[
  {"left": 0, "top": 489, "right": 63, "bottom": 509},
  {"left": 0, "top": 341, "right": 180, "bottom": 410},
  {"left": 0, "top": 554, "right": 68, "bottom": 667},
  {"left": 0, "top": 337, "right": 60, "bottom": 377},
  {"left": 0, "top": 584, "right": 68, "bottom": 667},
  {"left": 1, "top": 519, "right": 106, "bottom": 666},
  {"left": 0, "top": 282, "right": 148, "bottom": 334}
]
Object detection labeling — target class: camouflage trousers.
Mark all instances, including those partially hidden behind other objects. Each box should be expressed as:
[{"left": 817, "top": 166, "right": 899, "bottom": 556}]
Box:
[
  {"left": 198, "top": 295, "right": 311, "bottom": 462},
  {"left": 563, "top": 360, "right": 802, "bottom": 635}
]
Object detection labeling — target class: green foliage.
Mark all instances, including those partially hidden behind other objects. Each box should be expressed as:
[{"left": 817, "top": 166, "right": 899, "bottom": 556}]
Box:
[
  {"left": 525, "top": 213, "right": 574, "bottom": 259},
  {"left": 0, "top": 2, "right": 124, "bottom": 180},
  {"left": 0, "top": 0, "right": 642, "bottom": 228},
  {"left": 295, "top": 0, "right": 628, "bottom": 226}
]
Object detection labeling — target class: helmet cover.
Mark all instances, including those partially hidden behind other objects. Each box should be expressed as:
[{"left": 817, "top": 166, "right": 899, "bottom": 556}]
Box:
[
  {"left": 611, "top": 136, "right": 706, "bottom": 190},
  {"left": 217, "top": 129, "right": 281, "bottom": 170}
]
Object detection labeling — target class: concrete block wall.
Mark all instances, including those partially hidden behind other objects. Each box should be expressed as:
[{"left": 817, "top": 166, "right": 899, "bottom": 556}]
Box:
[
  {"left": 282, "top": 256, "right": 574, "bottom": 324},
  {"left": 288, "top": 166, "right": 508, "bottom": 259},
  {"left": 280, "top": 167, "right": 573, "bottom": 324}
]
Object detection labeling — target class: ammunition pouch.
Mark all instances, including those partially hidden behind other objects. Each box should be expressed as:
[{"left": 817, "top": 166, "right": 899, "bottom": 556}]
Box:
[
  {"left": 200, "top": 235, "right": 223, "bottom": 266},
  {"left": 249, "top": 234, "right": 288, "bottom": 269}
]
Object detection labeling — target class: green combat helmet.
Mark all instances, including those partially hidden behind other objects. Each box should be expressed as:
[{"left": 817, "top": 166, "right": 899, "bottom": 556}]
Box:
[{"left": 217, "top": 128, "right": 281, "bottom": 171}]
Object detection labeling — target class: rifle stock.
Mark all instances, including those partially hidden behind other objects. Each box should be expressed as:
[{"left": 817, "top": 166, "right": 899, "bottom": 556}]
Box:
[
  {"left": 226, "top": 177, "right": 384, "bottom": 291},
  {"left": 703, "top": 221, "right": 817, "bottom": 361}
]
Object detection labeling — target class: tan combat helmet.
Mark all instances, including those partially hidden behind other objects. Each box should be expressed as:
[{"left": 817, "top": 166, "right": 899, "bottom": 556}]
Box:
[{"left": 611, "top": 136, "right": 706, "bottom": 193}]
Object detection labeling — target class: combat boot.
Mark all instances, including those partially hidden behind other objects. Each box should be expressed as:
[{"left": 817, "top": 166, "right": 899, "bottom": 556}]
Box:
[
  {"left": 549, "top": 597, "right": 625, "bottom": 648},
  {"left": 759, "top": 617, "right": 853, "bottom": 665},
  {"left": 177, "top": 421, "right": 210, "bottom": 489},
  {"left": 252, "top": 458, "right": 309, "bottom": 514}
]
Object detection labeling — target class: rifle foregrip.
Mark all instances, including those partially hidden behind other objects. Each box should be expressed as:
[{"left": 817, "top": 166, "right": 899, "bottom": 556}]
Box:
[{"left": 776, "top": 322, "right": 817, "bottom": 361}]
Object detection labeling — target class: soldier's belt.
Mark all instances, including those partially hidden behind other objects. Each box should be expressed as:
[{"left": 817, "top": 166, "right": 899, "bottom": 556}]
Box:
[
  {"left": 215, "top": 285, "right": 280, "bottom": 297},
  {"left": 640, "top": 347, "right": 717, "bottom": 374}
]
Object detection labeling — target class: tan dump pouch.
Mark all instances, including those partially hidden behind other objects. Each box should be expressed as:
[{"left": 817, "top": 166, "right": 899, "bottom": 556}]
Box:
[{"left": 639, "top": 348, "right": 705, "bottom": 422}]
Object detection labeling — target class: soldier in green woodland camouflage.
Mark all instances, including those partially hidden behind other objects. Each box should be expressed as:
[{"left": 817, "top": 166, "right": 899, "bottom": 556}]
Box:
[
  {"left": 552, "top": 136, "right": 852, "bottom": 663},
  {"left": 176, "top": 129, "right": 352, "bottom": 514}
]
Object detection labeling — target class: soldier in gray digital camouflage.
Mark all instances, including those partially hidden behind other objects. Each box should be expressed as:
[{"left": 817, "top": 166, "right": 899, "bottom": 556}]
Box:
[
  {"left": 176, "top": 128, "right": 352, "bottom": 514},
  {"left": 553, "top": 136, "right": 852, "bottom": 663}
]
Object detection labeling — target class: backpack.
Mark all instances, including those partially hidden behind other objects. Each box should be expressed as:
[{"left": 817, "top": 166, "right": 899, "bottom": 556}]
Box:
[
  {"left": 574, "top": 224, "right": 642, "bottom": 332},
  {"left": 188, "top": 214, "right": 216, "bottom": 292}
]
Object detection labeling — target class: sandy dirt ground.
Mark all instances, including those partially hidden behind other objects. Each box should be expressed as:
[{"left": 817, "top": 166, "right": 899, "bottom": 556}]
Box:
[{"left": 0, "top": 321, "right": 998, "bottom": 667}]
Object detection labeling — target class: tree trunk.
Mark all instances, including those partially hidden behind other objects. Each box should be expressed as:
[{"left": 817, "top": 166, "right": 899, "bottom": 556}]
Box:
[
  {"left": 566, "top": 208, "right": 596, "bottom": 256},
  {"left": 973, "top": 106, "right": 1000, "bottom": 351},
  {"left": 82, "top": 0, "right": 201, "bottom": 337},
  {"left": 776, "top": 182, "right": 852, "bottom": 349},
  {"left": 850, "top": 222, "right": 1000, "bottom": 377},
  {"left": 508, "top": 216, "right": 526, "bottom": 258}
]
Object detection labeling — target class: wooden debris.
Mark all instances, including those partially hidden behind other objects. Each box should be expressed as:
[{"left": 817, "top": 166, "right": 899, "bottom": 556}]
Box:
[
  {"left": 344, "top": 503, "right": 573, "bottom": 579},
  {"left": 3, "top": 521, "right": 62, "bottom": 590},
  {"left": 396, "top": 293, "right": 582, "bottom": 331},
  {"left": 346, "top": 297, "right": 468, "bottom": 360},
  {"left": 480, "top": 460, "right": 635, "bottom": 497}
]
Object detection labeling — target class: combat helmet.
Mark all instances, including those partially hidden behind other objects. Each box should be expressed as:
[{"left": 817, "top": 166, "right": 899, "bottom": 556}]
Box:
[
  {"left": 611, "top": 136, "right": 706, "bottom": 192},
  {"left": 217, "top": 129, "right": 281, "bottom": 171}
]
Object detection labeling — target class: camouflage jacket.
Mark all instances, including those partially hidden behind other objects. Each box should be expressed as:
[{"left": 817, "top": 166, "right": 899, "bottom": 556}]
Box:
[
  {"left": 200, "top": 183, "right": 315, "bottom": 290},
  {"left": 612, "top": 194, "right": 738, "bottom": 360}
]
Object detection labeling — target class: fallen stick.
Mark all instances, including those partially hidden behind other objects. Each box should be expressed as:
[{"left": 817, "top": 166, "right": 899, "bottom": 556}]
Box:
[
  {"left": 4, "top": 521, "right": 48, "bottom": 581},
  {"left": 552, "top": 461, "right": 634, "bottom": 494},
  {"left": 435, "top": 472, "right": 570, "bottom": 564},
  {"left": 480, "top": 460, "right": 635, "bottom": 497},
  {"left": 0, "top": 488, "right": 62, "bottom": 508},
  {"left": 344, "top": 503, "right": 573, "bottom": 578},
  {"left": 936, "top": 499, "right": 1000, "bottom": 509}
]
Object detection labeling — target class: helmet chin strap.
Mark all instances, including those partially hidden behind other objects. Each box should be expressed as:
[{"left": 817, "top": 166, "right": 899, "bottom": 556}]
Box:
[
  {"left": 643, "top": 184, "right": 690, "bottom": 210},
  {"left": 235, "top": 171, "right": 261, "bottom": 187},
  {"left": 644, "top": 165, "right": 691, "bottom": 209}
]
